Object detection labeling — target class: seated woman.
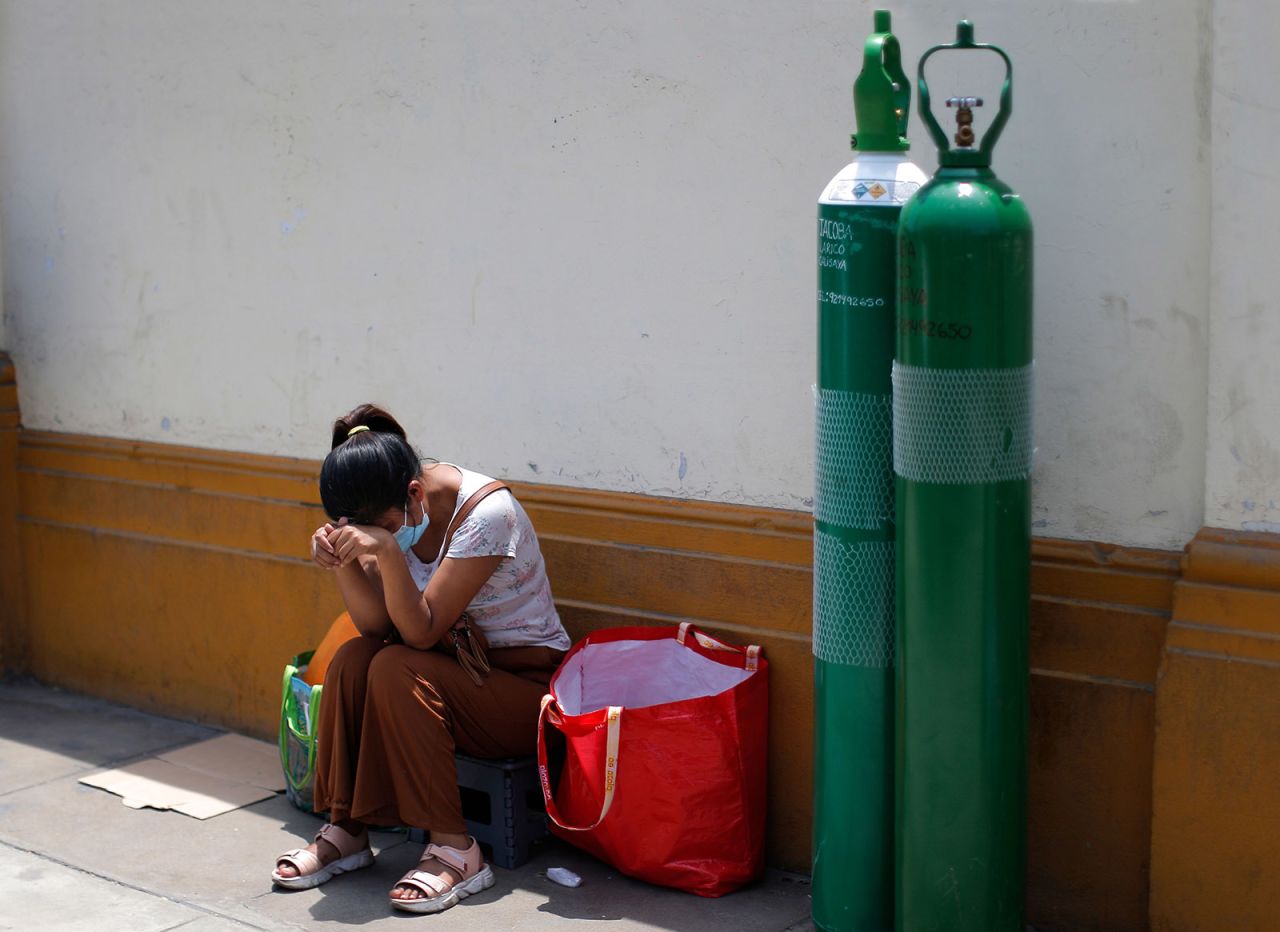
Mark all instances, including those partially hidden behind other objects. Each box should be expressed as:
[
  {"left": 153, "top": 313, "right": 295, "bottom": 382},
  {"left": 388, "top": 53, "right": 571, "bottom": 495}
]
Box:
[{"left": 271, "top": 403, "right": 570, "bottom": 914}]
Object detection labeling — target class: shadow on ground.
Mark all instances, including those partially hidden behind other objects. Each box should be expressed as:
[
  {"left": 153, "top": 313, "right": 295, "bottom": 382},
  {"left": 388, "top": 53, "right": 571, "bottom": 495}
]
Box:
[{"left": 0, "top": 677, "right": 814, "bottom": 932}]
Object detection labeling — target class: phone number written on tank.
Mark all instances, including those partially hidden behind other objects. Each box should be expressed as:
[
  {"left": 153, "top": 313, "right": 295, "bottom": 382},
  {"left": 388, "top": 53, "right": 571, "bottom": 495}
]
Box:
[
  {"left": 819, "top": 292, "right": 887, "bottom": 308},
  {"left": 899, "top": 318, "right": 974, "bottom": 340}
]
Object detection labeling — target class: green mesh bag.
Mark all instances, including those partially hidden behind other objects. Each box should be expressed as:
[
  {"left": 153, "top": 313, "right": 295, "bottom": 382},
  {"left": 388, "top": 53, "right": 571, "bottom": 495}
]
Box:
[{"left": 279, "top": 651, "right": 323, "bottom": 813}]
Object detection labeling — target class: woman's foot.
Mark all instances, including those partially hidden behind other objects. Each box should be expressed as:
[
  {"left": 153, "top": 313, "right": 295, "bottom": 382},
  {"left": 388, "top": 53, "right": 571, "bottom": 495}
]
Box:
[
  {"left": 272, "top": 821, "right": 374, "bottom": 890},
  {"left": 389, "top": 836, "right": 494, "bottom": 913}
]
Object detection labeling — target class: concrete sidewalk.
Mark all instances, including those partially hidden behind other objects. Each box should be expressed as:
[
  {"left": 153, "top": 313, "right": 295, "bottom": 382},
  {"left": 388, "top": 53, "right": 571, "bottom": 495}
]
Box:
[{"left": 0, "top": 679, "right": 814, "bottom": 931}]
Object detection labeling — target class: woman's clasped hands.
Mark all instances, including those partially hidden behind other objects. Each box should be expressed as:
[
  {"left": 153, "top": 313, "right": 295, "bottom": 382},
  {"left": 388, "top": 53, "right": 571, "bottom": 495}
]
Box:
[{"left": 310, "top": 519, "right": 395, "bottom": 569}]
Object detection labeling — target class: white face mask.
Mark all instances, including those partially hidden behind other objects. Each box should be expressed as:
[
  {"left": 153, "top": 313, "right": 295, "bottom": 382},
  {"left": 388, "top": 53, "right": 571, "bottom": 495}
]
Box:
[{"left": 392, "top": 498, "right": 429, "bottom": 552}]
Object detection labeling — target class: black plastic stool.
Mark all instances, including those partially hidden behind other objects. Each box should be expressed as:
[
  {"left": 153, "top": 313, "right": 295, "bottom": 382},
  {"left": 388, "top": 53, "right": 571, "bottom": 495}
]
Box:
[{"left": 407, "top": 754, "right": 548, "bottom": 869}]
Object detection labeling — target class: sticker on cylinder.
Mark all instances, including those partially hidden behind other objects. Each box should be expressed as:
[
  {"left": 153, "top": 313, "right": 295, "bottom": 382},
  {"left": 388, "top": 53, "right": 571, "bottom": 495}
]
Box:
[
  {"left": 824, "top": 178, "right": 921, "bottom": 205},
  {"left": 812, "top": 531, "right": 894, "bottom": 667},
  {"left": 891, "top": 362, "right": 1034, "bottom": 485}
]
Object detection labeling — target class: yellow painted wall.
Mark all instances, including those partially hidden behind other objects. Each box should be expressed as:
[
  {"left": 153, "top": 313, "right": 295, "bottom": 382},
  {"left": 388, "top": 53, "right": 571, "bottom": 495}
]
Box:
[
  {"left": 4, "top": 426, "right": 1190, "bottom": 929},
  {"left": 1028, "top": 542, "right": 1176, "bottom": 929},
  {"left": 8, "top": 419, "right": 1280, "bottom": 926},
  {"left": 1149, "top": 530, "right": 1280, "bottom": 929},
  {"left": 0, "top": 354, "right": 24, "bottom": 674}
]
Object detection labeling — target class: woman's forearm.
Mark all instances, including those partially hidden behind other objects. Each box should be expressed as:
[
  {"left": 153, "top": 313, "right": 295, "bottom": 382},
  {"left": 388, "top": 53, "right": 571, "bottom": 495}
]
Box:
[
  {"left": 334, "top": 562, "right": 393, "bottom": 638},
  {"left": 376, "top": 547, "right": 443, "bottom": 649}
]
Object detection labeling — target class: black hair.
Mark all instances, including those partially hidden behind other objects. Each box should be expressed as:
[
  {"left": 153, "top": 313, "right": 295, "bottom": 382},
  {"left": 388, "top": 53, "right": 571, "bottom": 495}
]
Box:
[{"left": 319, "top": 403, "right": 423, "bottom": 524}]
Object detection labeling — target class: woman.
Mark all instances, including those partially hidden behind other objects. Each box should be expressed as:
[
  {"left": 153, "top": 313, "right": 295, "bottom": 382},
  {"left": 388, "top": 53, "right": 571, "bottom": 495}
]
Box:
[{"left": 271, "top": 403, "right": 570, "bottom": 914}]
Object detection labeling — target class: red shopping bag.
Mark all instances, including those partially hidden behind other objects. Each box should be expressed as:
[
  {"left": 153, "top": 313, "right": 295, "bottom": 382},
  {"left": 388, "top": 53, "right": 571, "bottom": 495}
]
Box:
[{"left": 536, "top": 623, "right": 768, "bottom": 897}]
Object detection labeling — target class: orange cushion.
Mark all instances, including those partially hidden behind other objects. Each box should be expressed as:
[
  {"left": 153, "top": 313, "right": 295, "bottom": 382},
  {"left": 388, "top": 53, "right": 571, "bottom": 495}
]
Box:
[{"left": 302, "top": 612, "right": 362, "bottom": 686}]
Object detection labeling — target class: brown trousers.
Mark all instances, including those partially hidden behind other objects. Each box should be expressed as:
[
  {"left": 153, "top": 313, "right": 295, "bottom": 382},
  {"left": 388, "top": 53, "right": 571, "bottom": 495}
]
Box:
[{"left": 313, "top": 636, "right": 556, "bottom": 832}]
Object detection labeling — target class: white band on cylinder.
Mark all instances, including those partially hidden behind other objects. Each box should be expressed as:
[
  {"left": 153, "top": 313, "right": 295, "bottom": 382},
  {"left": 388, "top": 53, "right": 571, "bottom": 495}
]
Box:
[
  {"left": 812, "top": 531, "right": 895, "bottom": 668},
  {"left": 891, "top": 361, "right": 1034, "bottom": 485},
  {"left": 815, "top": 388, "right": 894, "bottom": 530}
]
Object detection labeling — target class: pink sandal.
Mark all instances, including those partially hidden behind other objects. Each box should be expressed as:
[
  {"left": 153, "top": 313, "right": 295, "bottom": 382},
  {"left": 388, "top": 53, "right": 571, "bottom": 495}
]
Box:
[
  {"left": 272, "top": 823, "right": 374, "bottom": 890},
  {"left": 390, "top": 837, "right": 495, "bottom": 913}
]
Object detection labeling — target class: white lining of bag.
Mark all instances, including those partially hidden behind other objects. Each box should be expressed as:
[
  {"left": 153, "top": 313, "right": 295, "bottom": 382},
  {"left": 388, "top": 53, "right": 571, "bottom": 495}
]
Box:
[{"left": 555, "top": 639, "right": 756, "bottom": 715}]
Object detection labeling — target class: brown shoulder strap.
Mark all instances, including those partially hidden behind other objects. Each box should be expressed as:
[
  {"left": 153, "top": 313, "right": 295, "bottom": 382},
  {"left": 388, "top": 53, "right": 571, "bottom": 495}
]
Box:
[{"left": 439, "top": 480, "right": 510, "bottom": 561}]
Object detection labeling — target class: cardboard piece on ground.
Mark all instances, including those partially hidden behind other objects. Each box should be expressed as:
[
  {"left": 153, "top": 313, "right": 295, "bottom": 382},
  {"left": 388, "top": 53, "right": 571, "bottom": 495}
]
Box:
[
  {"left": 79, "top": 734, "right": 282, "bottom": 819},
  {"left": 157, "top": 733, "right": 285, "bottom": 792}
]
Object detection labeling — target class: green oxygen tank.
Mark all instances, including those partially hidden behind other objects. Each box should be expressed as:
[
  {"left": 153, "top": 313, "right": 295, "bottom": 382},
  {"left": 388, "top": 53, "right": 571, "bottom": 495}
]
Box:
[
  {"left": 893, "top": 21, "right": 1033, "bottom": 931},
  {"left": 813, "top": 11, "right": 925, "bottom": 931}
]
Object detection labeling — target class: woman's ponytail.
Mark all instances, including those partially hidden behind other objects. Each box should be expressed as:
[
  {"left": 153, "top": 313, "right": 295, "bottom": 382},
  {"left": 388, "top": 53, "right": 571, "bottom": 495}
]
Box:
[{"left": 330, "top": 403, "right": 408, "bottom": 450}]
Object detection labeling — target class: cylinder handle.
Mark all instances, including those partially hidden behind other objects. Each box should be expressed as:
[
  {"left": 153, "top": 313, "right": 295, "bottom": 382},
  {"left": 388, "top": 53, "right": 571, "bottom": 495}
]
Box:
[
  {"left": 851, "top": 9, "right": 911, "bottom": 152},
  {"left": 918, "top": 21, "right": 1012, "bottom": 167}
]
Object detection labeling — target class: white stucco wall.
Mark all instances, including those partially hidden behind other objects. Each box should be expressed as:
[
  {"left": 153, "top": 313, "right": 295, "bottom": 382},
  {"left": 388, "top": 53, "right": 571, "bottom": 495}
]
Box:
[
  {"left": 0, "top": 1, "right": 1247, "bottom": 550},
  {"left": 1204, "top": 0, "right": 1280, "bottom": 534}
]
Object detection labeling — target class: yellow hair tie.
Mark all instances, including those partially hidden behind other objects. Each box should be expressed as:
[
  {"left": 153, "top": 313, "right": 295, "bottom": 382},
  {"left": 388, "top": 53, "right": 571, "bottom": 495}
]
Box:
[{"left": 347, "top": 425, "right": 371, "bottom": 437}]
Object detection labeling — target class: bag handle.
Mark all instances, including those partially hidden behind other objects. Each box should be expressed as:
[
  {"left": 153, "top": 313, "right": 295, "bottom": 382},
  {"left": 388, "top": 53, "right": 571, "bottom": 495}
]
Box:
[
  {"left": 278, "top": 665, "right": 322, "bottom": 790},
  {"left": 537, "top": 694, "right": 622, "bottom": 832},
  {"left": 439, "top": 480, "right": 510, "bottom": 561},
  {"left": 277, "top": 664, "right": 296, "bottom": 777},
  {"left": 676, "top": 622, "right": 762, "bottom": 672}
]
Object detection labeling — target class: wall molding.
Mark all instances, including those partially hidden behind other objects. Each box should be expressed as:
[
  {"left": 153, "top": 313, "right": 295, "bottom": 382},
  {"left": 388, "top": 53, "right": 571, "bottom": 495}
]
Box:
[{"left": 1149, "top": 528, "right": 1280, "bottom": 928}]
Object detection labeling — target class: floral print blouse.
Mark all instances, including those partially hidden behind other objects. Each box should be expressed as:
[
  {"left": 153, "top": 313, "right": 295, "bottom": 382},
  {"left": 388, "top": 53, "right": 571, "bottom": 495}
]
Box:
[{"left": 404, "top": 466, "right": 570, "bottom": 650}]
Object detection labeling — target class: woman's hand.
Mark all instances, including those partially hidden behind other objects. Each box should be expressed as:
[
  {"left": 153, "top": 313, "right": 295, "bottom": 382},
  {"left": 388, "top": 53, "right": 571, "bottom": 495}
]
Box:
[
  {"left": 310, "top": 523, "right": 341, "bottom": 569},
  {"left": 326, "top": 519, "right": 396, "bottom": 566}
]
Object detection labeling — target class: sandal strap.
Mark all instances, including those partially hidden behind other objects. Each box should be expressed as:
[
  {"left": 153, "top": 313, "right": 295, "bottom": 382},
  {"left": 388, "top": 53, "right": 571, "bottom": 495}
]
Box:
[
  {"left": 276, "top": 848, "right": 323, "bottom": 876},
  {"left": 316, "top": 822, "right": 368, "bottom": 859},
  {"left": 423, "top": 841, "right": 477, "bottom": 877},
  {"left": 398, "top": 869, "right": 452, "bottom": 898}
]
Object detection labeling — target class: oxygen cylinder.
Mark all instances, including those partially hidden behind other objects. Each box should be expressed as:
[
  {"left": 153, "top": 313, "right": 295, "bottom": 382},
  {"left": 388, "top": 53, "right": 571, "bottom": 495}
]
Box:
[
  {"left": 813, "top": 11, "right": 926, "bottom": 931},
  {"left": 893, "top": 21, "right": 1032, "bottom": 931}
]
